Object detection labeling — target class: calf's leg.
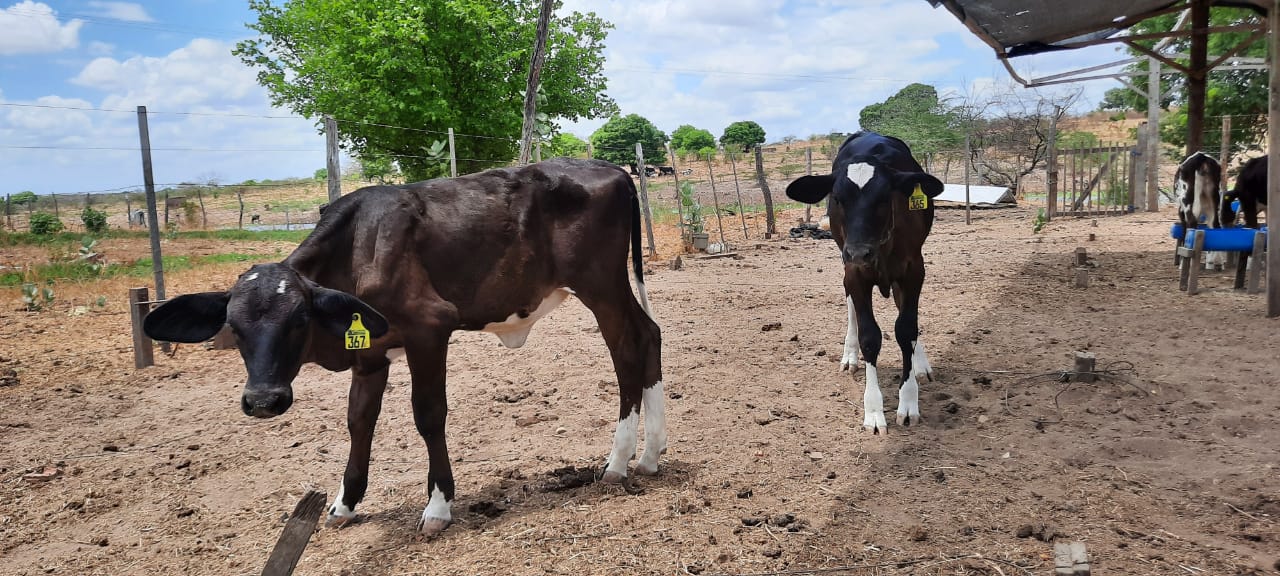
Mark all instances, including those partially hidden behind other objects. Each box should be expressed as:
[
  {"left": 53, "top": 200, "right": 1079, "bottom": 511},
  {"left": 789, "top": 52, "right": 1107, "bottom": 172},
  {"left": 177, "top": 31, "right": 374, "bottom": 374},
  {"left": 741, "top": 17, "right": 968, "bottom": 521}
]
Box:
[
  {"left": 892, "top": 272, "right": 927, "bottom": 427},
  {"left": 579, "top": 284, "right": 664, "bottom": 482},
  {"left": 849, "top": 281, "right": 886, "bottom": 434},
  {"left": 328, "top": 358, "right": 390, "bottom": 527},
  {"left": 405, "top": 339, "right": 454, "bottom": 537}
]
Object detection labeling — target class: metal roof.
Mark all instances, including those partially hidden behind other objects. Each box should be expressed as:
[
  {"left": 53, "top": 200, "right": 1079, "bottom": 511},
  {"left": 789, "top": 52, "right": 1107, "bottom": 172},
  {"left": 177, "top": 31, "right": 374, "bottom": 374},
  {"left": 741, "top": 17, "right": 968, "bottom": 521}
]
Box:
[{"left": 926, "top": 0, "right": 1265, "bottom": 57}]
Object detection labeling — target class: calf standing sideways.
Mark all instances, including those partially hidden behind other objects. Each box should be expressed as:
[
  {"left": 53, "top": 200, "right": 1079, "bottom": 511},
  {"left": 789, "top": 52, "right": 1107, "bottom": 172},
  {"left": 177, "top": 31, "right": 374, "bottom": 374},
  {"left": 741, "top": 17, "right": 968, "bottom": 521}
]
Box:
[
  {"left": 785, "top": 132, "right": 943, "bottom": 433},
  {"left": 144, "top": 158, "right": 665, "bottom": 537}
]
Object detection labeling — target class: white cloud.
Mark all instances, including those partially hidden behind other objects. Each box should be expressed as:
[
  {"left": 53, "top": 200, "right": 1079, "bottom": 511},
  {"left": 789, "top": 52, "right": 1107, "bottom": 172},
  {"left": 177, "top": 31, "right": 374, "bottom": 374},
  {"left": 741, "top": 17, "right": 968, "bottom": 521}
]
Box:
[
  {"left": 72, "top": 38, "right": 259, "bottom": 110},
  {"left": 86, "top": 40, "right": 114, "bottom": 56},
  {"left": 86, "top": 1, "right": 153, "bottom": 23},
  {"left": 0, "top": 1, "right": 82, "bottom": 55}
]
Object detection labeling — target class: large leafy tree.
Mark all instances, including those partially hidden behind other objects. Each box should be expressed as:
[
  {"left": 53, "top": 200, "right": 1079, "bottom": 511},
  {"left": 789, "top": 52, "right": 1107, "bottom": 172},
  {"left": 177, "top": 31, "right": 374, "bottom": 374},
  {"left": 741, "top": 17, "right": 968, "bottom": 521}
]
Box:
[
  {"left": 1096, "top": 6, "right": 1266, "bottom": 157},
  {"left": 235, "top": 0, "right": 618, "bottom": 180},
  {"left": 590, "top": 114, "right": 668, "bottom": 168},
  {"left": 544, "top": 133, "right": 588, "bottom": 158},
  {"left": 859, "top": 83, "right": 962, "bottom": 165},
  {"left": 720, "top": 121, "right": 766, "bottom": 152},
  {"left": 670, "top": 124, "right": 716, "bottom": 155}
]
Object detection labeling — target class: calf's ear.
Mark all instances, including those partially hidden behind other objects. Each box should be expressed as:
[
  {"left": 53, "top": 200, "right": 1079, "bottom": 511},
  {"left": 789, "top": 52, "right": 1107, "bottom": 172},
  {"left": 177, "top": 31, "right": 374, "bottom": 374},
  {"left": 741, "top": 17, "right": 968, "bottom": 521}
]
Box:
[
  {"left": 311, "top": 286, "right": 390, "bottom": 339},
  {"left": 785, "top": 174, "right": 836, "bottom": 204},
  {"left": 143, "top": 292, "right": 230, "bottom": 343},
  {"left": 894, "top": 172, "right": 945, "bottom": 198}
]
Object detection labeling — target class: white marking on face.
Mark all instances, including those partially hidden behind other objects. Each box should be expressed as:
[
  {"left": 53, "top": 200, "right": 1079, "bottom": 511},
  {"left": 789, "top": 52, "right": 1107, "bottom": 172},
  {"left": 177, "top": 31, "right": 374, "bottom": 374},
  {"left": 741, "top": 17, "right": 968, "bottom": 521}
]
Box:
[
  {"left": 896, "top": 373, "right": 920, "bottom": 426},
  {"left": 385, "top": 347, "right": 405, "bottom": 362},
  {"left": 246, "top": 272, "right": 259, "bottom": 282},
  {"left": 863, "top": 364, "right": 887, "bottom": 433},
  {"left": 635, "top": 381, "right": 666, "bottom": 475},
  {"left": 846, "top": 162, "right": 875, "bottom": 188},
  {"left": 841, "top": 296, "right": 860, "bottom": 371},
  {"left": 481, "top": 288, "right": 571, "bottom": 348},
  {"left": 604, "top": 409, "right": 640, "bottom": 479},
  {"left": 328, "top": 481, "right": 355, "bottom": 523},
  {"left": 277, "top": 279, "right": 288, "bottom": 294},
  {"left": 911, "top": 339, "right": 932, "bottom": 380},
  {"left": 421, "top": 485, "right": 452, "bottom": 525}
]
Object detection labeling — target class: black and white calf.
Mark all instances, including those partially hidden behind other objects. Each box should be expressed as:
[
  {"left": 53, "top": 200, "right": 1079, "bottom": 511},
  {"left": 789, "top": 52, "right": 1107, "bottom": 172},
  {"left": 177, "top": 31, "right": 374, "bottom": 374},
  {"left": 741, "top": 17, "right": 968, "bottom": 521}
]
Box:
[
  {"left": 785, "top": 131, "right": 943, "bottom": 433},
  {"left": 1176, "top": 151, "right": 1223, "bottom": 230},
  {"left": 1221, "top": 154, "right": 1267, "bottom": 229},
  {"left": 143, "top": 158, "right": 665, "bottom": 537}
]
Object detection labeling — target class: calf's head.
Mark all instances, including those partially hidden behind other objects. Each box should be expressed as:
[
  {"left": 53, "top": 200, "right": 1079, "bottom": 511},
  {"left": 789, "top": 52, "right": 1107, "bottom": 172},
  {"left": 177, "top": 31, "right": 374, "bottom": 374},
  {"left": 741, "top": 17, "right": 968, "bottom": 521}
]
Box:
[
  {"left": 142, "top": 263, "right": 389, "bottom": 418},
  {"left": 786, "top": 159, "right": 942, "bottom": 268}
]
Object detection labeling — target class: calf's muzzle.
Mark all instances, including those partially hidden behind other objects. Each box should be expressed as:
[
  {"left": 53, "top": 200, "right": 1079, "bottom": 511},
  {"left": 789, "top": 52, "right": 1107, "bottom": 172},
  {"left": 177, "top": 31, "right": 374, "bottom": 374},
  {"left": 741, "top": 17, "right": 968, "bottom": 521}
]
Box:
[{"left": 241, "top": 386, "right": 293, "bottom": 418}]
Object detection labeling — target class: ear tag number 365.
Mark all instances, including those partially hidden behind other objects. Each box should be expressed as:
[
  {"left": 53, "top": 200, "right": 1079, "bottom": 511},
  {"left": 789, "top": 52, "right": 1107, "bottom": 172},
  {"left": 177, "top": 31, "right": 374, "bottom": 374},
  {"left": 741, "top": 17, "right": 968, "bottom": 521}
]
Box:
[
  {"left": 908, "top": 184, "right": 928, "bottom": 211},
  {"left": 346, "top": 313, "right": 371, "bottom": 350}
]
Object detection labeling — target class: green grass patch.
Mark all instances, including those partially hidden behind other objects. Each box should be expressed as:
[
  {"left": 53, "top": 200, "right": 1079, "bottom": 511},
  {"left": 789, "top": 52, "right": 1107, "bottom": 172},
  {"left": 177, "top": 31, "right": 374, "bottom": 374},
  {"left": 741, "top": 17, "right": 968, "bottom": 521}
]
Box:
[
  {"left": 1, "top": 252, "right": 272, "bottom": 287},
  {"left": 0, "top": 227, "right": 311, "bottom": 247}
]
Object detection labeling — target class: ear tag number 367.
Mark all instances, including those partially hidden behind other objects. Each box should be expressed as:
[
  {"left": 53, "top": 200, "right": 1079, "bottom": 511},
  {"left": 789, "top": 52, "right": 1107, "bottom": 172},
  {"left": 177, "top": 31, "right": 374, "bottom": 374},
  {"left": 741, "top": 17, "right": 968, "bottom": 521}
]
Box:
[
  {"left": 908, "top": 184, "right": 928, "bottom": 211},
  {"left": 346, "top": 313, "right": 371, "bottom": 350}
]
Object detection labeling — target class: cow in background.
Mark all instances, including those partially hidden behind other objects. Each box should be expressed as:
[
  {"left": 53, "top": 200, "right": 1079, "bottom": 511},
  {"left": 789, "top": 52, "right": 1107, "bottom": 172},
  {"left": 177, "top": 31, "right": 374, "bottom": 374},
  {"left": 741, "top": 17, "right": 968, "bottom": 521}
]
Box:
[
  {"left": 1221, "top": 154, "right": 1268, "bottom": 229},
  {"left": 785, "top": 131, "right": 943, "bottom": 433},
  {"left": 1176, "top": 152, "right": 1222, "bottom": 230}
]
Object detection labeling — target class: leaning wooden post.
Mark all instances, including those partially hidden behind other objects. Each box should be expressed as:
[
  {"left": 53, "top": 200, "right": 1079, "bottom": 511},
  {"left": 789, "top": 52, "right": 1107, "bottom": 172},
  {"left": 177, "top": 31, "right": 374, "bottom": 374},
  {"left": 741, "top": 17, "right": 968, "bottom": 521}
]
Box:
[
  {"left": 726, "top": 150, "right": 749, "bottom": 239},
  {"left": 1220, "top": 115, "right": 1232, "bottom": 194},
  {"left": 1046, "top": 110, "right": 1058, "bottom": 221},
  {"left": 705, "top": 152, "right": 728, "bottom": 248},
  {"left": 753, "top": 146, "right": 776, "bottom": 238},
  {"left": 260, "top": 490, "right": 327, "bottom": 576},
  {"left": 324, "top": 115, "right": 341, "bottom": 203},
  {"left": 1146, "top": 58, "right": 1162, "bottom": 213},
  {"left": 129, "top": 287, "right": 154, "bottom": 369},
  {"left": 634, "top": 142, "right": 657, "bottom": 258},
  {"left": 136, "top": 106, "right": 166, "bottom": 307}
]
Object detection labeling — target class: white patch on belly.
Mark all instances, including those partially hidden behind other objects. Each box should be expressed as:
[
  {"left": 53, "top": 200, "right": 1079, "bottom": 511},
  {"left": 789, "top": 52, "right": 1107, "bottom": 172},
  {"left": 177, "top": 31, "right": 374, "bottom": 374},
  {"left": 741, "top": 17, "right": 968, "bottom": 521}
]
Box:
[
  {"left": 863, "top": 363, "right": 887, "bottom": 434},
  {"left": 481, "top": 288, "right": 571, "bottom": 348},
  {"left": 246, "top": 272, "right": 259, "bottom": 282},
  {"left": 846, "top": 162, "right": 875, "bottom": 188},
  {"left": 603, "top": 409, "right": 639, "bottom": 482},
  {"left": 327, "top": 481, "right": 356, "bottom": 526},
  {"left": 277, "top": 279, "right": 288, "bottom": 294},
  {"left": 421, "top": 485, "right": 451, "bottom": 526},
  {"left": 841, "top": 296, "right": 860, "bottom": 371},
  {"left": 635, "top": 381, "right": 666, "bottom": 475},
  {"left": 385, "top": 347, "right": 405, "bottom": 362}
]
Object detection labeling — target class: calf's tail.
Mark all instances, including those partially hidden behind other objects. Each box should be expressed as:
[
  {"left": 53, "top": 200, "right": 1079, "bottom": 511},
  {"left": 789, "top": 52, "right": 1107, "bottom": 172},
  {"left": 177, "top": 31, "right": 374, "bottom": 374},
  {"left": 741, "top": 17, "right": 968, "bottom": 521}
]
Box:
[{"left": 631, "top": 190, "right": 655, "bottom": 319}]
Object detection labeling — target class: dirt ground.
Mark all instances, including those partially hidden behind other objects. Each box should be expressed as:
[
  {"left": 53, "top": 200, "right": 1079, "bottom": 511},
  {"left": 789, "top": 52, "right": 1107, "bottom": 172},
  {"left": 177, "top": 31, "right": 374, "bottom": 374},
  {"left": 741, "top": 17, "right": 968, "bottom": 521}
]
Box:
[{"left": 1, "top": 206, "right": 1277, "bottom": 576}]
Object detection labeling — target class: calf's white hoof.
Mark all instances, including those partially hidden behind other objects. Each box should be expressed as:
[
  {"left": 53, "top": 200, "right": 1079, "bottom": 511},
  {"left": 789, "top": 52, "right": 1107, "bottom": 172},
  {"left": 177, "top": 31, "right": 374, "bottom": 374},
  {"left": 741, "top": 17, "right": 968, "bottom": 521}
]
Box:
[{"left": 863, "top": 409, "right": 887, "bottom": 435}]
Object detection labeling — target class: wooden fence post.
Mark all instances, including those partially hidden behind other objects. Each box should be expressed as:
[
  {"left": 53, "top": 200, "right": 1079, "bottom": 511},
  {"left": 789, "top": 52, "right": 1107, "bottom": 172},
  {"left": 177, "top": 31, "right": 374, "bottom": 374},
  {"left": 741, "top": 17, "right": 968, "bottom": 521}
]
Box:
[
  {"left": 1046, "top": 110, "right": 1058, "bottom": 221},
  {"left": 447, "top": 128, "right": 458, "bottom": 177},
  {"left": 129, "top": 287, "right": 154, "bottom": 369},
  {"left": 705, "top": 152, "right": 728, "bottom": 248},
  {"left": 666, "top": 143, "right": 685, "bottom": 235},
  {"left": 753, "top": 146, "right": 776, "bottom": 238},
  {"left": 634, "top": 142, "right": 657, "bottom": 258},
  {"left": 726, "top": 150, "right": 748, "bottom": 239},
  {"left": 324, "top": 115, "right": 341, "bottom": 202},
  {"left": 804, "top": 147, "right": 813, "bottom": 224}
]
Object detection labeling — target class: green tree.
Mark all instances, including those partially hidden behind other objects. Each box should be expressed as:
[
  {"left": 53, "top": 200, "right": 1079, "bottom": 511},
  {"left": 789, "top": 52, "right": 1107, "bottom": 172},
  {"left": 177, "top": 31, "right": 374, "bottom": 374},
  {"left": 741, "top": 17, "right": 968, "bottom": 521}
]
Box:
[
  {"left": 358, "top": 153, "right": 400, "bottom": 184},
  {"left": 235, "top": 0, "right": 618, "bottom": 181},
  {"left": 1097, "top": 7, "right": 1266, "bottom": 157},
  {"left": 590, "top": 114, "right": 668, "bottom": 168},
  {"left": 545, "top": 133, "right": 588, "bottom": 158},
  {"left": 29, "top": 212, "right": 63, "bottom": 235},
  {"left": 670, "top": 125, "right": 716, "bottom": 155},
  {"left": 11, "top": 191, "right": 37, "bottom": 206},
  {"left": 313, "top": 168, "right": 328, "bottom": 181},
  {"left": 859, "top": 83, "right": 961, "bottom": 163},
  {"left": 720, "top": 121, "right": 766, "bottom": 152},
  {"left": 81, "top": 206, "right": 108, "bottom": 234}
]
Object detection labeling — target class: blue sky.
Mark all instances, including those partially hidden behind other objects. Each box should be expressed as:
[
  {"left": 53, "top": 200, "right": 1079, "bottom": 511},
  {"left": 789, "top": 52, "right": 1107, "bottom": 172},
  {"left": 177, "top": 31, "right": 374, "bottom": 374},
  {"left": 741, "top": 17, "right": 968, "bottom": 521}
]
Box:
[{"left": 0, "top": 0, "right": 1129, "bottom": 195}]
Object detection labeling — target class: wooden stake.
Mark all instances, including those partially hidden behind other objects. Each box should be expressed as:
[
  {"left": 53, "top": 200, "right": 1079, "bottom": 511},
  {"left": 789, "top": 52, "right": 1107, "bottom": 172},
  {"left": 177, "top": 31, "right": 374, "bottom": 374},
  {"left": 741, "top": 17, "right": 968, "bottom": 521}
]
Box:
[
  {"left": 129, "top": 287, "right": 154, "bottom": 369},
  {"left": 260, "top": 490, "right": 327, "bottom": 576}
]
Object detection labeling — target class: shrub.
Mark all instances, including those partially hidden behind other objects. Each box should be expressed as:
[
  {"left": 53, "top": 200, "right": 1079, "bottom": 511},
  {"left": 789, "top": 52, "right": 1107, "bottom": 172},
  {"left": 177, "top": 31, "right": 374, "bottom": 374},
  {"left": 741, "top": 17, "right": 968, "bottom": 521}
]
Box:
[
  {"left": 81, "top": 206, "right": 108, "bottom": 234},
  {"left": 29, "top": 212, "right": 64, "bottom": 235}
]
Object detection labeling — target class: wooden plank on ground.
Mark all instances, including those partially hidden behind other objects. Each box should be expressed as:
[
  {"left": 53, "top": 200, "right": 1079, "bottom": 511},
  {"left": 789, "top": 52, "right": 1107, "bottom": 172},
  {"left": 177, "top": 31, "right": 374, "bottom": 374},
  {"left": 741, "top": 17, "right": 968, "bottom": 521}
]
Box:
[{"left": 260, "top": 490, "right": 327, "bottom": 576}]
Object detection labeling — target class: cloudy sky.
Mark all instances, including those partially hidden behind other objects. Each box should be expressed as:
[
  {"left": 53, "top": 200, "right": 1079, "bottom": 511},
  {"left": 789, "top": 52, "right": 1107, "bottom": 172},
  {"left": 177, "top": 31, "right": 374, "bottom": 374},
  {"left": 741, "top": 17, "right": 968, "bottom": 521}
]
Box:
[{"left": 0, "top": 0, "right": 1127, "bottom": 195}]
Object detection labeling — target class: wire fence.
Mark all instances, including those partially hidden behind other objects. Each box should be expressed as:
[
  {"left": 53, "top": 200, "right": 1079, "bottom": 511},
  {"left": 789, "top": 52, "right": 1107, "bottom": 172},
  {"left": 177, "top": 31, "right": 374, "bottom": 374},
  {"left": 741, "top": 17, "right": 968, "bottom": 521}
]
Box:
[{"left": 9, "top": 103, "right": 1259, "bottom": 243}]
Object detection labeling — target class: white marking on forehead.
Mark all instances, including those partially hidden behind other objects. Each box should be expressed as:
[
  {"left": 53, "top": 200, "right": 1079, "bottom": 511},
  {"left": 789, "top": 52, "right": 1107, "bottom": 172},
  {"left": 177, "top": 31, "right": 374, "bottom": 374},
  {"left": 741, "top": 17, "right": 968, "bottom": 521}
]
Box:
[
  {"left": 846, "top": 162, "right": 875, "bottom": 187},
  {"left": 246, "top": 272, "right": 259, "bottom": 282},
  {"left": 277, "top": 279, "right": 288, "bottom": 294}
]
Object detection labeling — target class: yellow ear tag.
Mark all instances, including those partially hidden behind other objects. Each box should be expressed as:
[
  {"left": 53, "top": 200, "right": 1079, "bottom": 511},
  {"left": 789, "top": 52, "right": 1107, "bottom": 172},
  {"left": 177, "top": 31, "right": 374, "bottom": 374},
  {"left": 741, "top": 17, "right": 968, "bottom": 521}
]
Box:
[
  {"left": 345, "top": 313, "right": 371, "bottom": 350},
  {"left": 908, "top": 184, "right": 928, "bottom": 211}
]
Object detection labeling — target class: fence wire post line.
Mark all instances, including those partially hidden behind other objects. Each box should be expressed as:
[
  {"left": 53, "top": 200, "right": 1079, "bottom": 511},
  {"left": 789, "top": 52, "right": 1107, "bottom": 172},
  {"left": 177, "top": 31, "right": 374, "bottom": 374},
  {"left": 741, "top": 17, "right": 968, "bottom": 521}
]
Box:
[
  {"left": 634, "top": 142, "right": 657, "bottom": 258},
  {"left": 705, "top": 152, "right": 728, "bottom": 248},
  {"left": 324, "top": 115, "right": 341, "bottom": 202},
  {"left": 666, "top": 143, "right": 686, "bottom": 240}
]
